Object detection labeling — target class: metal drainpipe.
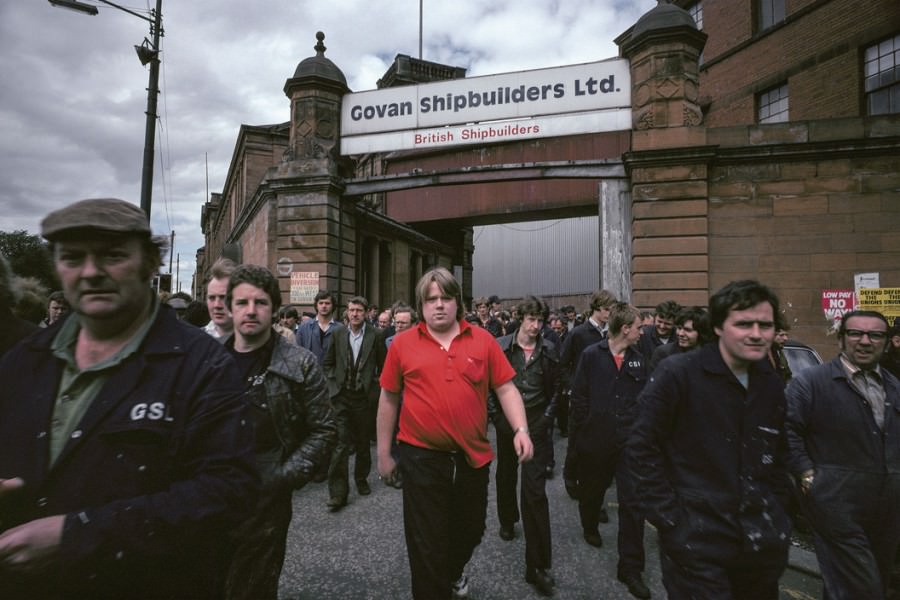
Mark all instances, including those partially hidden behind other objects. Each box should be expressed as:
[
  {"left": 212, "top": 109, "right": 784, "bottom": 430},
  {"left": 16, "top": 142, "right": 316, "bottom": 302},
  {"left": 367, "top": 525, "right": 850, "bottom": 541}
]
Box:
[{"left": 338, "top": 194, "right": 343, "bottom": 308}]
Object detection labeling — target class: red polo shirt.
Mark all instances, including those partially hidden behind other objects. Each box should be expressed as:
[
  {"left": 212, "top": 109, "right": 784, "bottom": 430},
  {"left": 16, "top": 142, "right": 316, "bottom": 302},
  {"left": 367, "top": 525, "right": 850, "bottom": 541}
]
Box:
[{"left": 380, "top": 319, "right": 515, "bottom": 468}]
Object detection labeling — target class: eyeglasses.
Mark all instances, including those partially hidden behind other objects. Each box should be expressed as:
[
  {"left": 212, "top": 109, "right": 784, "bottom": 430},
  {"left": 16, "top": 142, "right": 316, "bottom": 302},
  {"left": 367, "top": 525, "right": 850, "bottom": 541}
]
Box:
[{"left": 844, "top": 329, "right": 887, "bottom": 342}]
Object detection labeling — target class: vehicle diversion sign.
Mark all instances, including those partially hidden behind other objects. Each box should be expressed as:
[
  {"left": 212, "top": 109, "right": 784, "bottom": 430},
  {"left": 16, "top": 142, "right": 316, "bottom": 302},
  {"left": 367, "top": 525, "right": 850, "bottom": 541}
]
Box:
[{"left": 340, "top": 58, "right": 631, "bottom": 154}]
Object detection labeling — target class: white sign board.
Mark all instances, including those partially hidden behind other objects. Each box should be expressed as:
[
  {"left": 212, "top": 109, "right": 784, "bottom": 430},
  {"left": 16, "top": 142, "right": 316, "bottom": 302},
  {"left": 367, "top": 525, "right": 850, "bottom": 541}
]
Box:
[
  {"left": 290, "top": 271, "right": 319, "bottom": 305},
  {"left": 341, "top": 58, "right": 631, "bottom": 154},
  {"left": 854, "top": 272, "right": 880, "bottom": 295}
]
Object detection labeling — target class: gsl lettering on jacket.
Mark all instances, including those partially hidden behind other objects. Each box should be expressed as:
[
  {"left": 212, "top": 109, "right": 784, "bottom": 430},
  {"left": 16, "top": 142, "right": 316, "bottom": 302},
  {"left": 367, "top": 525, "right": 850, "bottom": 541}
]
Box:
[{"left": 130, "top": 402, "right": 174, "bottom": 422}]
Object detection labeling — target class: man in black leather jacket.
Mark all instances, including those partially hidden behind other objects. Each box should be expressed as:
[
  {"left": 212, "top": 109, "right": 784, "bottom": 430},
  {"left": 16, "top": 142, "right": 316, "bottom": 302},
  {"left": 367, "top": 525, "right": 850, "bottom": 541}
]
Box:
[
  {"left": 223, "top": 264, "right": 336, "bottom": 600},
  {"left": 492, "top": 296, "right": 560, "bottom": 596}
]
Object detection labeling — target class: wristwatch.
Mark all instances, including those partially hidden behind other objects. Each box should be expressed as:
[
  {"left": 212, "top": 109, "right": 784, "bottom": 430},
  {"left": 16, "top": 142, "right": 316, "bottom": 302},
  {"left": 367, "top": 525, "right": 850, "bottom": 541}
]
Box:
[
  {"left": 513, "top": 426, "right": 529, "bottom": 435},
  {"left": 800, "top": 471, "right": 815, "bottom": 492}
]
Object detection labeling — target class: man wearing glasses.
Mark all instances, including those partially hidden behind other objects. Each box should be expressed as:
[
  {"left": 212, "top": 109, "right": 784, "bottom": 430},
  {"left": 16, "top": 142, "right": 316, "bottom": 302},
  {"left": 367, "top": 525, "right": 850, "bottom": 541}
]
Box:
[{"left": 786, "top": 310, "right": 900, "bottom": 599}]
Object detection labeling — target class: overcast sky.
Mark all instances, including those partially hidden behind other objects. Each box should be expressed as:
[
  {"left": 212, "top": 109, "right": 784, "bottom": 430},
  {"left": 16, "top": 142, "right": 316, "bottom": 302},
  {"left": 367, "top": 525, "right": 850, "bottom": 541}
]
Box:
[{"left": 0, "top": 0, "right": 655, "bottom": 291}]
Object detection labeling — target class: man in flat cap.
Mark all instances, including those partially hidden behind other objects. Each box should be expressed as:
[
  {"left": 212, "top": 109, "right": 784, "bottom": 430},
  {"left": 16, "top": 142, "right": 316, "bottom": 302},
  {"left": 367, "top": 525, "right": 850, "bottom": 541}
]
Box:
[{"left": 0, "top": 198, "right": 259, "bottom": 598}]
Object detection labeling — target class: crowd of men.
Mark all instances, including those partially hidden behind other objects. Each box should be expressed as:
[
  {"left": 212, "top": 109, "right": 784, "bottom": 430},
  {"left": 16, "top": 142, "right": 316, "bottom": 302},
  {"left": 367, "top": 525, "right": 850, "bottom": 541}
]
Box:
[{"left": 2, "top": 196, "right": 900, "bottom": 600}]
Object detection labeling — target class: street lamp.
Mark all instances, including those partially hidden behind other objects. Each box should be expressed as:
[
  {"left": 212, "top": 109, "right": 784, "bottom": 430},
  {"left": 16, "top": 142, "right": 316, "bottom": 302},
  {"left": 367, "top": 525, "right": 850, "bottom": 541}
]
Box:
[{"left": 48, "top": 0, "right": 163, "bottom": 220}]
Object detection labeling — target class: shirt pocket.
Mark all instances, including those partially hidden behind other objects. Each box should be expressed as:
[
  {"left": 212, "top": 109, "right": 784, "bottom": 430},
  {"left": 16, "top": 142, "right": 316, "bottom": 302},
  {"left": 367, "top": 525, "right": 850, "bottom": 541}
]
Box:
[{"left": 461, "top": 356, "right": 486, "bottom": 385}]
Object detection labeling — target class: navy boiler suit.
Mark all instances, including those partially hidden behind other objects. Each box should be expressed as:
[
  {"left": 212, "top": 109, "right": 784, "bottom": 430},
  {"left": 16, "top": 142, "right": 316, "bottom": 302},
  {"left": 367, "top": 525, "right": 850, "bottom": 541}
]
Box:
[
  {"left": 786, "top": 357, "right": 900, "bottom": 599},
  {"left": 570, "top": 339, "right": 647, "bottom": 576},
  {"left": 628, "top": 343, "right": 792, "bottom": 599}
]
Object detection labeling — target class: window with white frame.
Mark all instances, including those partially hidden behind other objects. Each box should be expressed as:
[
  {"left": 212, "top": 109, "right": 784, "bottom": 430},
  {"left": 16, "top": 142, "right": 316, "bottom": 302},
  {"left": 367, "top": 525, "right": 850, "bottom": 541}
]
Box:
[
  {"left": 758, "top": 0, "right": 785, "bottom": 32},
  {"left": 687, "top": 1, "right": 703, "bottom": 29},
  {"left": 865, "top": 33, "right": 900, "bottom": 115},
  {"left": 758, "top": 83, "right": 789, "bottom": 124}
]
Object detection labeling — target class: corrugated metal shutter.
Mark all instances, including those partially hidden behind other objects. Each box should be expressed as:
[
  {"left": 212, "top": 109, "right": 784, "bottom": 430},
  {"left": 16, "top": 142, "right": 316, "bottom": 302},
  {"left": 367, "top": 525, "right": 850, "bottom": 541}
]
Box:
[{"left": 472, "top": 216, "right": 599, "bottom": 298}]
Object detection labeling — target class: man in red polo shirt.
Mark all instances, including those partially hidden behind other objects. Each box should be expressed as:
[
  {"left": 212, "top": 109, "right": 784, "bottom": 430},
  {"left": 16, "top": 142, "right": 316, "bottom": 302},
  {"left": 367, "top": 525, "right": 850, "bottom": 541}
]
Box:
[{"left": 377, "top": 267, "right": 533, "bottom": 600}]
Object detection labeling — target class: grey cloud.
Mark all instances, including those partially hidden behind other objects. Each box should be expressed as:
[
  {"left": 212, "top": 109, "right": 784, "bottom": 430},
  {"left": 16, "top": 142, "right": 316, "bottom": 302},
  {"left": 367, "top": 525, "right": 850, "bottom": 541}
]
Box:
[{"left": 1, "top": 0, "right": 656, "bottom": 291}]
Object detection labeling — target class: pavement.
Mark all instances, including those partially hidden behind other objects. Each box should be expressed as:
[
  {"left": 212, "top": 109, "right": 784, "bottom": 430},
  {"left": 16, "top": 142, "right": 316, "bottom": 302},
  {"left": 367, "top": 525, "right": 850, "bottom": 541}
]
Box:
[{"left": 278, "top": 430, "right": 823, "bottom": 599}]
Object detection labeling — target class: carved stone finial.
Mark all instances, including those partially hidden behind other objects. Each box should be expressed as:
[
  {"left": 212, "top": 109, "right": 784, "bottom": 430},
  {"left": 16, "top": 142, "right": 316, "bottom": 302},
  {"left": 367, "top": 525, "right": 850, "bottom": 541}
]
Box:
[{"left": 315, "top": 31, "right": 326, "bottom": 56}]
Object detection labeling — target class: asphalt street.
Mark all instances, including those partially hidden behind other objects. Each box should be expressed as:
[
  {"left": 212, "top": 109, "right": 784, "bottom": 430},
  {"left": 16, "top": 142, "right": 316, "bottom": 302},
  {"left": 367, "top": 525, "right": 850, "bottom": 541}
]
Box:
[{"left": 278, "top": 430, "right": 823, "bottom": 599}]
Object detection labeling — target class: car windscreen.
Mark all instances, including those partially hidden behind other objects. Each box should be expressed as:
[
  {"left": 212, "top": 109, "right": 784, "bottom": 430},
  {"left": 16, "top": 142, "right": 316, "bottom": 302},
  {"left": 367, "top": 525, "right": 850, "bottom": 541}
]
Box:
[{"left": 783, "top": 347, "right": 822, "bottom": 374}]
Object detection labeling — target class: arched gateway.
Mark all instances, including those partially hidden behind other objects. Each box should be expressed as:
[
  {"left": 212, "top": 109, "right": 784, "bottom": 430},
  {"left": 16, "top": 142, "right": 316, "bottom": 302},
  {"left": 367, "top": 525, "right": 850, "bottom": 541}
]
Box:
[{"left": 199, "top": 2, "right": 900, "bottom": 355}]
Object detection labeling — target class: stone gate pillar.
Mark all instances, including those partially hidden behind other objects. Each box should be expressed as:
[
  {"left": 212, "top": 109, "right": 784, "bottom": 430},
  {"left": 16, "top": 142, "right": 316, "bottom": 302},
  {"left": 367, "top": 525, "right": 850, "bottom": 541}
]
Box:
[
  {"left": 617, "top": 2, "right": 712, "bottom": 309},
  {"left": 273, "top": 32, "right": 352, "bottom": 306}
]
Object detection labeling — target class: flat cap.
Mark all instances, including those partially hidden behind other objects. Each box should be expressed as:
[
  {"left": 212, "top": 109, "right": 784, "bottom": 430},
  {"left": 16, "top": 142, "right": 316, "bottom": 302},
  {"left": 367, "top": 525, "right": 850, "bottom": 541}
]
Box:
[{"left": 41, "top": 198, "right": 150, "bottom": 240}]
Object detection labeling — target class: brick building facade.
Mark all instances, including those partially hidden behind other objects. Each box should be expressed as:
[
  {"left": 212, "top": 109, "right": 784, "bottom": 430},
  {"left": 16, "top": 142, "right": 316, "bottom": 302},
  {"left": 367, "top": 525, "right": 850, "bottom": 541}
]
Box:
[
  {"left": 620, "top": 0, "right": 900, "bottom": 352},
  {"left": 198, "top": 3, "right": 899, "bottom": 357},
  {"left": 678, "top": 0, "right": 900, "bottom": 126}
]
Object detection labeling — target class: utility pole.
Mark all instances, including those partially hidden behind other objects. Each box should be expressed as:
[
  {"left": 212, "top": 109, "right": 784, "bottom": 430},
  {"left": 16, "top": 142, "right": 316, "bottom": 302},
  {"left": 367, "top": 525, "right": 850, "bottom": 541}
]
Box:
[
  {"left": 48, "top": 0, "right": 164, "bottom": 219},
  {"left": 139, "top": 0, "right": 163, "bottom": 218},
  {"left": 168, "top": 230, "right": 175, "bottom": 274}
]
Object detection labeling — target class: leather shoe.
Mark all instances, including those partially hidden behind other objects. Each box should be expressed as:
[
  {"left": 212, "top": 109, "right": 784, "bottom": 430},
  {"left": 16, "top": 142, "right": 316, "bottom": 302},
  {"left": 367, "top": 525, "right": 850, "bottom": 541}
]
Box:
[
  {"left": 598, "top": 507, "right": 609, "bottom": 523},
  {"left": 499, "top": 524, "right": 515, "bottom": 541},
  {"left": 357, "top": 480, "right": 371, "bottom": 496},
  {"left": 583, "top": 531, "right": 603, "bottom": 548},
  {"left": 525, "top": 567, "right": 555, "bottom": 596},
  {"left": 618, "top": 572, "right": 651, "bottom": 599},
  {"left": 326, "top": 497, "right": 346, "bottom": 512}
]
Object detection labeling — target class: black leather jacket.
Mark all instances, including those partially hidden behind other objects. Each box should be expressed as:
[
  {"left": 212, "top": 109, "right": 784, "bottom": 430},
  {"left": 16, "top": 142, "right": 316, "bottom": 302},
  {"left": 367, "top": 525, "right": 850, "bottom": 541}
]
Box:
[
  {"left": 490, "top": 333, "right": 561, "bottom": 426},
  {"left": 262, "top": 335, "right": 337, "bottom": 491}
]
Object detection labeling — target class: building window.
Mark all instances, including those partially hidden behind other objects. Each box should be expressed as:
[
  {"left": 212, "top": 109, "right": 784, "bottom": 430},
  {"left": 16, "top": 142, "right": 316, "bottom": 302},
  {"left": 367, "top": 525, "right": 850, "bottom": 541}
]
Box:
[
  {"left": 687, "top": 1, "right": 703, "bottom": 29},
  {"left": 758, "top": 83, "right": 789, "bottom": 124},
  {"left": 865, "top": 33, "right": 900, "bottom": 115},
  {"left": 758, "top": 0, "right": 785, "bottom": 32}
]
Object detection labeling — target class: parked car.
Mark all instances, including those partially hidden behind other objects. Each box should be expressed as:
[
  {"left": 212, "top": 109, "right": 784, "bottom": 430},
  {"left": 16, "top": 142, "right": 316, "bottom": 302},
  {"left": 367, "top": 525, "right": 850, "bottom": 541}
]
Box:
[{"left": 782, "top": 340, "right": 824, "bottom": 376}]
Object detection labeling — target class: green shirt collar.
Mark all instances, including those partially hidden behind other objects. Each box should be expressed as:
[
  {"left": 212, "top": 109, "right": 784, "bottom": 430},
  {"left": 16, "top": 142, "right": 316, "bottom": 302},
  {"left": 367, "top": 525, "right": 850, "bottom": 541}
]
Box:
[{"left": 52, "top": 292, "right": 160, "bottom": 371}]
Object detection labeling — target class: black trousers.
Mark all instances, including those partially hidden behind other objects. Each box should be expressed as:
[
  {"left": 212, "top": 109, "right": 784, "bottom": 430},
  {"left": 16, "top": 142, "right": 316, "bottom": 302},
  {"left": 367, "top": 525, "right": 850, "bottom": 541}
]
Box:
[
  {"left": 563, "top": 414, "right": 578, "bottom": 482},
  {"left": 496, "top": 419, "right": 552, "bottom": 570},
  {"left": 224, "top": 489, "right": 293, "bottom": 600},
  {"left": 398, "top": 442, "right": 489, "bottom": 600},
  {"left": 327, "top": 391, "right": 371, "bottom": 501},
  {"left": 556, "top": 390, "right": 570, "bottom": 435},
  {"left": 578, "top": 447, "right": 645, "bottom": 574},
  {"left": 810, "top": 510, "right": 900, "bottom": 599},
  {"left": 659, "top": 544, "right": 786, "bottom": 600}
]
